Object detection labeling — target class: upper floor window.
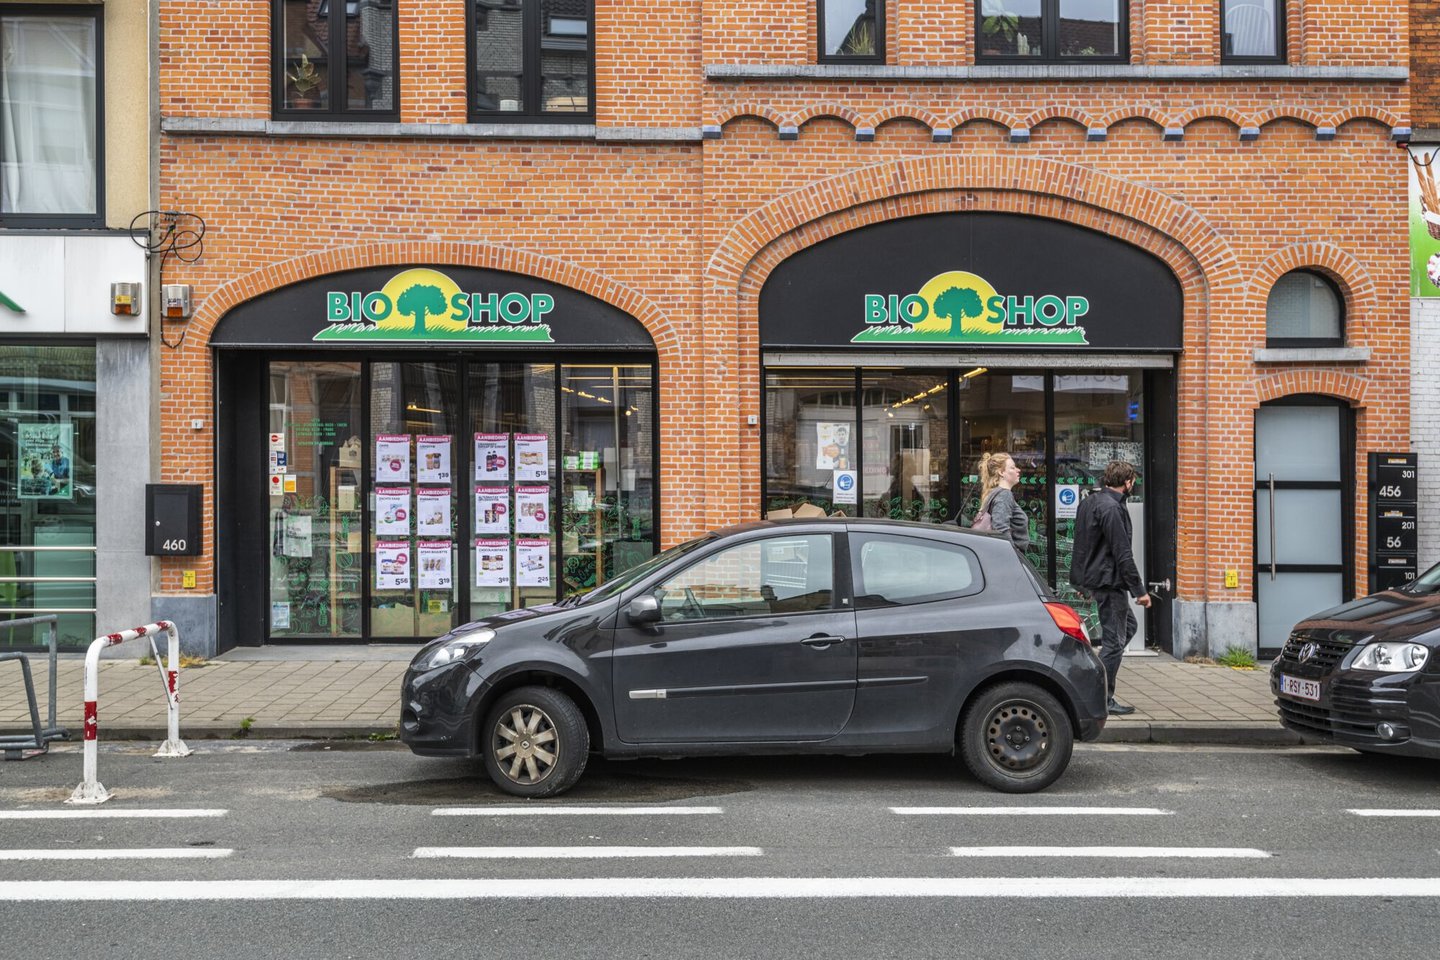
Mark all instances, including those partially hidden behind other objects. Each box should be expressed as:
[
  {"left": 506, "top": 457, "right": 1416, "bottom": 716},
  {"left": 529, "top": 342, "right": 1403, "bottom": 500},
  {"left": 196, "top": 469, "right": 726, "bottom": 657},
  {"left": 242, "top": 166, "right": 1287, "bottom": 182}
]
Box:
[
  {"left": 1222, "top": 1, "right": 1285, "bottom": 63},
  {"left": 1, "top": 7, "right": 103, "bottom": 226},
  {"left": 819, "top": 1, "right": 884, "bottom": 63},
  {"left": 273, "top": 0, "right": 398, "bottom": 119},
  {"left": 976, "top": 1, "right": 1127, "bottom": 62},
  {"left": 1266, "top": 271, "right": 1344, "bottom": 347},
  {"left": 468, "top": 0, "right": 592, "bottom": 121}
]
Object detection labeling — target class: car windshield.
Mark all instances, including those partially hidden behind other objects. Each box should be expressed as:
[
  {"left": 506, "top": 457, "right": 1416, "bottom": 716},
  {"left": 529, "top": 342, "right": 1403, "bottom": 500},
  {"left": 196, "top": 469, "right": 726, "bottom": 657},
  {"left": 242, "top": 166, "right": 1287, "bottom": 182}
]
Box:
[
  {"left": 565, "top": 535, "right": 715, "bottom": 606},
  {"left": 1401, "top": 562, "right": 1440, "bottom": 596}
]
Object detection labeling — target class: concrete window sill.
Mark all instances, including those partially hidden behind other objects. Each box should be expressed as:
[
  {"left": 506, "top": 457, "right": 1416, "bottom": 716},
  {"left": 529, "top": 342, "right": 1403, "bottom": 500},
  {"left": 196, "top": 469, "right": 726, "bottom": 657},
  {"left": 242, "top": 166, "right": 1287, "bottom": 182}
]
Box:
[{"left": 1252, "top": 347, "right": 1370, "bottom": 363}]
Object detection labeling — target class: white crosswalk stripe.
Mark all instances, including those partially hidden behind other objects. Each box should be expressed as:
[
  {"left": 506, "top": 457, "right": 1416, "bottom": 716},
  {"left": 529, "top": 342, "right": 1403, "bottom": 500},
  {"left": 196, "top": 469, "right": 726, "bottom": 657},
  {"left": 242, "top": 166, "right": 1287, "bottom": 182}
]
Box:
[
  {"left": 948, "top": 846, "right": 1270, "bottom": 859},
  {"left": 891, "top": 806, "right": 1174, "bottom": 816},
  {"left": 0, "top": 809, "right": 228, "bottom": 820},
  {"left": 413, "top": 846, "right": 762, "bottom": 859},
  {"left": 1348, "top": 809, "right": 1440, "bottom": 818},
  {"left": 432, "top": 805, "right": 723, "bottom": 816},
  {"left": 0, "top": 848, "right": 233, "bottom": 861}
]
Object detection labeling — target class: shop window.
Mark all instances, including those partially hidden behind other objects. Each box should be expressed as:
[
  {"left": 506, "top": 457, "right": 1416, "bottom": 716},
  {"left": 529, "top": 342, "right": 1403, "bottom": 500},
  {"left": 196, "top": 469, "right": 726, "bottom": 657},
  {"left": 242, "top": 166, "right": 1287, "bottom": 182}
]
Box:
[
  {"left": 1222, "top": 0, "right": 1285, "bottom": 63},
  {"left": 818, "top": 0, "right": 884, "bottom": 63},
  {"left": 273, "top": 0, "right": 397, "bottom": 119},
  {"left": 976, "top": 0, "right": 1127, "bottom": 62},
  {"left": 468, "top": 0, "right": 592, "bottom": 121},
  {"left": 861, "top": 370, "right": 948, "bottom": 523},
  {"left": 0, "top": 345, "right": 98, "bottom": 650},
  {"left": 0, "top": 7, "right": 103, "bottom": 226},
  {"left": 1266, "top": 270, "right": 1344, "bottom": 347},
  {"left": 764, "top": 369, "right": 859, "bottom": 517}
]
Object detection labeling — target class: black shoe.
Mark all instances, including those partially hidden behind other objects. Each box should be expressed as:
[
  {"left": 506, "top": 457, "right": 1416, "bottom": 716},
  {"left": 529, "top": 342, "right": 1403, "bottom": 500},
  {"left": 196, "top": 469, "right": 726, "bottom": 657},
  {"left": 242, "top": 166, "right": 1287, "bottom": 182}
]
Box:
[{"left": 1107, "top": 698, "right": 1136, "bottom": 716}]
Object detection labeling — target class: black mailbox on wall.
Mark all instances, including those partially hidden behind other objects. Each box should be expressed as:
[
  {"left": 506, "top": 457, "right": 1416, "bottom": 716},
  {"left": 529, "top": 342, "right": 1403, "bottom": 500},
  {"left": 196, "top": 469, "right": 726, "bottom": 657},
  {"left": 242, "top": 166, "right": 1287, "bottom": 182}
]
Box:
[{"left": 146, "top": 484, "right": 203, "bottom": 556}]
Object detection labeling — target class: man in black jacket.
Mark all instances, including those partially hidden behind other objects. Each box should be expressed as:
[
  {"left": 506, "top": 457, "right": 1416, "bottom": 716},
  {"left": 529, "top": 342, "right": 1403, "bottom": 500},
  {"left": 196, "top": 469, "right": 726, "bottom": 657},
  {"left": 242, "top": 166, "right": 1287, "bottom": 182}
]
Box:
[{"left": 1069, "top": 460, "right": 1152, "bottom": 716}]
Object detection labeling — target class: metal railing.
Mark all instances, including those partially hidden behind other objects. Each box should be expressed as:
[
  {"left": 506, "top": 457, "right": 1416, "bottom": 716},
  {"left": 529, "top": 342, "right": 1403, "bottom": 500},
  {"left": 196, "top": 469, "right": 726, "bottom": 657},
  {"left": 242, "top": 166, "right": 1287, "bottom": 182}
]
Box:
[
  {"left": 0, "top": 615, "right": 70, "bottom": 759},
  {"left": 0, "top": 543, "right": 99, "bottom": 619}
]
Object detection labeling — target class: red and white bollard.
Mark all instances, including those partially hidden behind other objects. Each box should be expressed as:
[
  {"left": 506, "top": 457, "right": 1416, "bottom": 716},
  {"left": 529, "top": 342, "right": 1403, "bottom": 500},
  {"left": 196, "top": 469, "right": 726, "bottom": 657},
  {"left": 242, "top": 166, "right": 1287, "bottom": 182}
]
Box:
[{"left": 67, "top": 620, "right": 191, "bottom": 805}]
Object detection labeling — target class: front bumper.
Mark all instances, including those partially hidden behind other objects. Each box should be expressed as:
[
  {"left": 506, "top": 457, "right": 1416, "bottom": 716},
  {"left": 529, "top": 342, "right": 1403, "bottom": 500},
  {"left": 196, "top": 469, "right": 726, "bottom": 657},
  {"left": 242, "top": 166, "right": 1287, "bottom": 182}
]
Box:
[
  {"left": 1272, "top": 665, "right": 1440, "bottom": 757},
  {"left": 398, "top": 661, "right": 489, "bottom": 757}
]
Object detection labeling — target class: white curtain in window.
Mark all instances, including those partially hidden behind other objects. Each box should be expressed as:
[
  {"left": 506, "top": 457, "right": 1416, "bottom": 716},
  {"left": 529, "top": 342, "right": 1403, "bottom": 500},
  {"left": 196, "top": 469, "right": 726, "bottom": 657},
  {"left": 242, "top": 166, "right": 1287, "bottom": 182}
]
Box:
[{"left": 1, "top": 16, "right": 98, "bottom": 216}]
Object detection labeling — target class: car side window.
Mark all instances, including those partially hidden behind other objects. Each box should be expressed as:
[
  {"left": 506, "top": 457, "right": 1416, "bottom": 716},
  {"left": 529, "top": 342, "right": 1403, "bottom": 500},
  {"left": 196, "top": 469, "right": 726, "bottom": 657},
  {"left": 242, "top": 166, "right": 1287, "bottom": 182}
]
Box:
[
  {"left": 852, "top": 534, "right": 983, "bottom": 608},
  {"left": 652, "top": 535, "right": 834, "bottom": 621}
]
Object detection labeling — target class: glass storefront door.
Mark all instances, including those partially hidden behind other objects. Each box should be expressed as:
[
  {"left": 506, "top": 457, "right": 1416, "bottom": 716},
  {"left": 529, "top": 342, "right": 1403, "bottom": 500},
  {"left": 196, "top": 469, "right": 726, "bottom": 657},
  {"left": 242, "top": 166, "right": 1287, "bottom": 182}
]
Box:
[{"left": 262, "top": 356, "right": 656, "bottom": 641}]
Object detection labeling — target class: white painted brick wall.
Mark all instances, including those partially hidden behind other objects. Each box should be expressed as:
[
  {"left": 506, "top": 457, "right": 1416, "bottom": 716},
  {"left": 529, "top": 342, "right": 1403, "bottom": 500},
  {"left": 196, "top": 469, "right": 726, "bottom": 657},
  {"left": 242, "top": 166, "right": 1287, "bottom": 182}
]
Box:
[{"left": 1412, "top": 298, "right": 1440, "bottom": 566}]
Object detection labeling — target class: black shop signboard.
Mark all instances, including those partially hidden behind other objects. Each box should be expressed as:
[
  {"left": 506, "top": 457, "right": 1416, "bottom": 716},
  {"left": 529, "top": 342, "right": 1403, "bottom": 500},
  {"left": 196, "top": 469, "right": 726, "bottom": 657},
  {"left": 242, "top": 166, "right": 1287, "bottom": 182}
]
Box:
[
  {"left": 758, "top": 212, "right": 1185, "bottom": 352},
  {"left": 1369, "top": 453, "right": 1419, "bottom": 592}
]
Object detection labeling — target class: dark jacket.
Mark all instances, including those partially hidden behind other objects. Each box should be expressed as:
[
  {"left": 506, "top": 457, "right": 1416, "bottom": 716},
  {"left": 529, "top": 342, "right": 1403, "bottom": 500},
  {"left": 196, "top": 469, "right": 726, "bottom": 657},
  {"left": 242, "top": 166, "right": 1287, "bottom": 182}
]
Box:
[{"left": 1068, "top": 487, "right": 1144, "bottom": 598}]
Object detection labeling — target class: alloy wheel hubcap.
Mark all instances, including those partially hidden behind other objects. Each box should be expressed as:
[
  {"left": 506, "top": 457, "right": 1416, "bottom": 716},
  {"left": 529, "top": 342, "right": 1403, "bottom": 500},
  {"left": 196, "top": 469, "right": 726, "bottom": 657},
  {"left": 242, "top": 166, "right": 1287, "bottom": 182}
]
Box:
[
  {"left": 493, "top": 704, "right": 559, "bottom": 784},
  {"left": 985, "top": 701, "right": 1050, "bottom": 771}
]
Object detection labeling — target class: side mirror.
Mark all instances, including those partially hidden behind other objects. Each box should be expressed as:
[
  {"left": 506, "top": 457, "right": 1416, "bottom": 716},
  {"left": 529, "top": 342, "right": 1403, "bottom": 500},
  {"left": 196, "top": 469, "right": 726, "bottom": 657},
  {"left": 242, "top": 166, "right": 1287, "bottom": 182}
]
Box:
[{"left": 627, "top": 595, "right": 661, "bottom": 624}]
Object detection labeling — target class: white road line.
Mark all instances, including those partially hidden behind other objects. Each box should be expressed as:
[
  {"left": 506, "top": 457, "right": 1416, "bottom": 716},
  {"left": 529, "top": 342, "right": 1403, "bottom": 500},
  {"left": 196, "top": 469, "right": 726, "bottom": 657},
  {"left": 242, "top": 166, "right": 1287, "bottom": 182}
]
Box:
[
  {"left": 890, "top": 807, "right": 1174, "bottom": 816},
  {"left": 5, "top": 877, "right": 1440, "bottom": 901},
  {"left": 949, "top": 846, "right": 1270, "bottom": 859},
  {"left": 0, "top": 809, "right": 228, "bottom": 820},
  {"left": 432, "top": 806, "right": 723, "bottom": 817},
  {"left": 0, "top": 848, "right": 233, "bottom": 861},
  {"left": 1349, "top": 809, "right": 1440, "bottom": 818},
  {"left": 413, "top": 846, "right": 762, "bottom": 859}
]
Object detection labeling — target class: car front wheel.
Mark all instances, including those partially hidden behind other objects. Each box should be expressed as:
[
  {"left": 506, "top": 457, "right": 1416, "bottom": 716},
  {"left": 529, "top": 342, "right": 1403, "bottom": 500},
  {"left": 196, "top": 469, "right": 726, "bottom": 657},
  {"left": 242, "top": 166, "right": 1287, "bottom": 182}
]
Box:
[
  {"left": 959, "top": 681, "right": 1074, "bottom": 793},
  {"left": 481, "top": 686, "right": 589, "bottom": 798}
]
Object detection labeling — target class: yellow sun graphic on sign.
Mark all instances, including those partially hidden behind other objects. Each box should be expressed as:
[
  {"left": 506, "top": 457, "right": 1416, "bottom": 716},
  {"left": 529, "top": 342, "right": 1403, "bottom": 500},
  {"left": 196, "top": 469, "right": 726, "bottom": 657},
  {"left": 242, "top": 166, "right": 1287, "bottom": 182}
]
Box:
[
  {"left": 376, "top": 269, "right": 466, "bottom": 333},
  {"left": 910, "top": 271, "right": 1004, "bottom": 336}
]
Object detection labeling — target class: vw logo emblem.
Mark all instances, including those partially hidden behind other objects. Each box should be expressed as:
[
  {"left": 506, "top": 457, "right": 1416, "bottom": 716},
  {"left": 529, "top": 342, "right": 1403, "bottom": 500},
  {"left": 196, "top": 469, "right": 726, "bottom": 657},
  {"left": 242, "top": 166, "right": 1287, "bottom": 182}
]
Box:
[{"left": 1297, "top": 642, "right": 1320, "bottom": 663}]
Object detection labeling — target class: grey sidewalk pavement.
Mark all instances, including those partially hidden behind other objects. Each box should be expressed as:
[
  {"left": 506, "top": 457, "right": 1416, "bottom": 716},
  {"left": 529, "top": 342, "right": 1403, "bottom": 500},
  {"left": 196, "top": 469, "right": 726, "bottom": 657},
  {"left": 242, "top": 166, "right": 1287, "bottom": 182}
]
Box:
[{"left": 0, "top": 647, "right": 1297, "bottom": 745}]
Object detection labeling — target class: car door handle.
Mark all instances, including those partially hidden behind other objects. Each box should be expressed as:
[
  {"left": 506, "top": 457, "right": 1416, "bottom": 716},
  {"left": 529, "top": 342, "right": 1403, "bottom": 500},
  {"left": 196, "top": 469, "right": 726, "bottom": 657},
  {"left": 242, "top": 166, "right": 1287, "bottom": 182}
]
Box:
[{"left": 801, "top": 634, "right": 848, "bottom": 647}]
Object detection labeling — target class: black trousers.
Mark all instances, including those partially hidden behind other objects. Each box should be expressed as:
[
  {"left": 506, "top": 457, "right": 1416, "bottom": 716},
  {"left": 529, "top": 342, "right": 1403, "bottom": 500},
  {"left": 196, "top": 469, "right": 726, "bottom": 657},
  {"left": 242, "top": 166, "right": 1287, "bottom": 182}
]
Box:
[{"left": 1093, "top": 588, "right": 1137, "bottom": 698}]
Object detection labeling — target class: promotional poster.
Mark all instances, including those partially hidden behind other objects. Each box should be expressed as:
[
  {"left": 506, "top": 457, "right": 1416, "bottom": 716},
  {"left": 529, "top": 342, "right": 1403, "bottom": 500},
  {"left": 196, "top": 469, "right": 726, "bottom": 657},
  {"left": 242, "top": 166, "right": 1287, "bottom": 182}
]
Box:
[
  {"left": 17, "top": 422, "right": 74, "bottom": 500},
  {"left": 416, "top": 435, "right": 453, "bottom": 484},
  {"left": 416, "top": 488, "right": 451, "bottom": 536}
]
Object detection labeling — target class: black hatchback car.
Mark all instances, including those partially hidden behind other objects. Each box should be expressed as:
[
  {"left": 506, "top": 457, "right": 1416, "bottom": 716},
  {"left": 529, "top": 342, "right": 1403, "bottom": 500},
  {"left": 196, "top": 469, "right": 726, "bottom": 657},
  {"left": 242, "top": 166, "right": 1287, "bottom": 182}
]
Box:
[
  {"left": 1273, "top": 564, "right": 1440, "bottom": 757},
  {"left": 401, "top": 519, "right": 1109, "bottom": 796}
]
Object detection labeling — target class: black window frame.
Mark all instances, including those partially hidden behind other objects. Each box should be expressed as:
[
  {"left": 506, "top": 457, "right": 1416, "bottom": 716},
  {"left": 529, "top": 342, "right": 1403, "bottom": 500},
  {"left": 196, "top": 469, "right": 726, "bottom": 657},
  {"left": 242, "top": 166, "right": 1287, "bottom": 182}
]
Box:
[
  {"left": 817, "top": 0, "right": 885, "bottom": 65},
  {"left": 466, "top": 0, "right": 595, "bottom": 123},
  {"left": 974, "top": 0, "right": 1129, "bottom": 64},
  {"left": 850, "top": 533, "right": 985, "bottom": 609},
  {"left": 0, "top": 4, "right": 105, "bottom": 229},
  {"left": 271, "top": 0, "right": 400, "bottom": 122},
  {"left": 1221, "top": 0, "right": 1286, "bottom": 64},
  {"left": 1265, "top": 269, "right": 1345, "bottom": 349}
]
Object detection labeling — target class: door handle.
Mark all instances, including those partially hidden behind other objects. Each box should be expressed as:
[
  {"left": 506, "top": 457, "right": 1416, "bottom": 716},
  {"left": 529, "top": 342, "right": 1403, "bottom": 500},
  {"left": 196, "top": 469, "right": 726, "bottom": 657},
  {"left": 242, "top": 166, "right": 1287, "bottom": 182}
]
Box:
[
  {"left": 1268, "top": 472, "right": 1277, "bottom": 582},
  {"left": 801, "top": 634, "right": 848, "bottom": 647}
]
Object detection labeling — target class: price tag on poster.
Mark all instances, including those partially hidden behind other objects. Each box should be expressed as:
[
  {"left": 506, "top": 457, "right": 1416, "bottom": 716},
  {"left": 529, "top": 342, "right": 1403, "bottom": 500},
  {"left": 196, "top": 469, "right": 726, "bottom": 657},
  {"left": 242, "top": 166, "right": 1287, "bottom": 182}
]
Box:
[
  {"left": 374, "top": 487, "right": 411, "bottom": 536},
  {"left": 475, "top": 433, "right": 510, "bottom": 482},
  {"left": 416, "top": 436, "right": 452, "bottom": 484},
  {"left": 475, "top": 485, "right": 510, "bottom": 534},
  {"left": 516, "top": 539, "right": 552, "bottom": 587},
  {"left": 375, "top": 541, "right": 412, "bottom": 590},
  {"left": 475, "top": 538, "right": 511, "bottom": 587},
  {"left": 375, "top": 435, "right": 411, "bottom": 483},
  {"left": 416, "top": 488, "right": 451, "bottom": 536},
  {"left": 418, "top": 540, "right": 453, "bottom": 590},
  {"left": 515, "top": 434, "right": 550, "bottom": 482},
  {"left": 515, "top": 486, "right": 550, "bottom": 534}
]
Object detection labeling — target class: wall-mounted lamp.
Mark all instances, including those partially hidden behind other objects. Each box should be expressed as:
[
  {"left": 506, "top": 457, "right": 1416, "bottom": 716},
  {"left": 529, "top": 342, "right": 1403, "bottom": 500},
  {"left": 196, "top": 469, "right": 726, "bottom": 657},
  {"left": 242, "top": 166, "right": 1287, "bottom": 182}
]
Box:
[
  {"left": 111, "top": 282, "right": 142, "bottom": 317},
  {"left": 162, "top": 284, "right": 193, "bottom": 319}
]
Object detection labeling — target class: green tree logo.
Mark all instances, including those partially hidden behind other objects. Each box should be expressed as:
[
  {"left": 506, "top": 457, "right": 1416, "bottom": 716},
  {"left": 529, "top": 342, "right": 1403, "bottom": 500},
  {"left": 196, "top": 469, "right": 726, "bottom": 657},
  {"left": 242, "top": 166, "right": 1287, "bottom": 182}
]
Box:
[
  {"left": 932, "top": 285, "right": 985, "bottom": 337},
  {"left": 396, "top": 283, "right": 447, "bottom": 336}
]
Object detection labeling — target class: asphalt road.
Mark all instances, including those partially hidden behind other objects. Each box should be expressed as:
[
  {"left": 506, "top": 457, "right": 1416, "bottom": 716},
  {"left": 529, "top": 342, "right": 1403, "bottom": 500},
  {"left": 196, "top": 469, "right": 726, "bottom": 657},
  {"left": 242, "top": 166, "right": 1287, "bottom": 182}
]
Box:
[{"left": 2, "top": 741, "right": 1439, "bottom": 959}]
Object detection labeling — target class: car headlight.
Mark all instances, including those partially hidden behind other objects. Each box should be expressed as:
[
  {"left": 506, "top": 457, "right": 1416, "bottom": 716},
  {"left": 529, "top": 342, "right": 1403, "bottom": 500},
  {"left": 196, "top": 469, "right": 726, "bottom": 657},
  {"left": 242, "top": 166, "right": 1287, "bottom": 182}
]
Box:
[
  {"left": 1351, "top": 642, "right": 1430, "bottom": 673},
  {"left": 412, "top": 628, "right": 496, "bottom": 672}
]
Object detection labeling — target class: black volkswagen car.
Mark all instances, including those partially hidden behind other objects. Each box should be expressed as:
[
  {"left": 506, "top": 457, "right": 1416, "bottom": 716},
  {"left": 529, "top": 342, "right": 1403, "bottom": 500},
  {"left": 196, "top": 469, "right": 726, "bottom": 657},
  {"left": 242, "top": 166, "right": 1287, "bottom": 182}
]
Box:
[
  {"left": 1273, "top": 564, "right": 1440, "bottom": 756},
  {"left": 401, "top": 519, "right": 1109, "bottom": 796}
]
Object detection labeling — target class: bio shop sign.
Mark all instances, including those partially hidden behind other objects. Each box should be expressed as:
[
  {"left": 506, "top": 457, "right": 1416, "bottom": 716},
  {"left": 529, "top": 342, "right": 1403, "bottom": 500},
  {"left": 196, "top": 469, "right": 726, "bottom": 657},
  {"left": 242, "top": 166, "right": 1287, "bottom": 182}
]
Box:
[
  {"left": 853, "top": 271, "right": 1090, "bottom": 346},
  {"left": 317, "top": 268, "right": 555, "bottom": 342}
]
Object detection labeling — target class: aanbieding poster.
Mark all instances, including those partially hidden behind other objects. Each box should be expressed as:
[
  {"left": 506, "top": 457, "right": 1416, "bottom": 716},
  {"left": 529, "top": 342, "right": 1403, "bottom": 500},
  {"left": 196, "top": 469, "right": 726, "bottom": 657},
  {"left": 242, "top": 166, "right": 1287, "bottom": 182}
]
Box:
[
  {"left": 475, "top": 485, "right": 509, "bottom": 534},
  {"left": 416, "top": 435, "right": 453, "bottom": 484},
  {"left": 416, "top": 488, "right": 451, "bottom": 536},
  {"left": 374, "top": 487, "right": 411, "bottom": 536},
  {"left": 515, "top": 486, "right": 550, "bottom": 534},
  {"left": 516, "top": 539, "right": 551, "bottom": 587},
  {"left": 17, "top": 422, "right": 74, "bottom": 500},
  {"left": 475, "top": 433, "right": 510, "bottom": 482},
  {"left": 418, "top": 540, "right": 453, "bottom": 590},
  {"left": 375, "top": 434, "right": 411, "bottom": 482},
  {"left": 514, "top": 434, "right": 550, "bottom": 481},
  {"left": 375, "top": 541, "right": 412, "bottom": 590},
  {"left": 475, "top": 538, "right": 511, "bottom": 587}
]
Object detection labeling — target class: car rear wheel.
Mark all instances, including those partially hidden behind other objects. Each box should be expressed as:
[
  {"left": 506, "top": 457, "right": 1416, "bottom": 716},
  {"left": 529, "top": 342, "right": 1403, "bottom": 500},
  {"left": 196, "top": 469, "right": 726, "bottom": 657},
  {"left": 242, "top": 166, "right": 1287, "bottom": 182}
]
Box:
[
  {"left": 959, "top": 682, "right": 1074, "bottom": 793},
  {"left": 481, "top": 686, "right": 589, "bottom": 798}
]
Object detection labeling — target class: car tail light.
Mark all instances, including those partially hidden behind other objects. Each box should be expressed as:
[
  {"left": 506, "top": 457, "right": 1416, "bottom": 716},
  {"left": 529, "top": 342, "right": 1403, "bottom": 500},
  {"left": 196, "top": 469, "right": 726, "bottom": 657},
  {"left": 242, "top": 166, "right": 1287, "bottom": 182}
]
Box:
[{"left": 1045, "top": 602, "right": 1090, "bottom": 645}]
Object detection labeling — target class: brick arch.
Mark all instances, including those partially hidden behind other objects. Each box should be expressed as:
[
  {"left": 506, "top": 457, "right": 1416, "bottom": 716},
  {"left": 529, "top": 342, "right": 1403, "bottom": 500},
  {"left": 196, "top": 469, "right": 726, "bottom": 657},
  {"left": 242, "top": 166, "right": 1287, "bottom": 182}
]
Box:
[
  {"left": 1022, "top": 106, "right": 1097, "bottom": 130},
  {"left": 187, "top": 240, "right": 679, "bottom": 356},
  {"left": 865, "top": 105, "right": 944, "bottom": 130},
  {"left": 1255, "top": 371, "right": 1369, "bottom": 406},
  {"left": 1098, "top": 107, "right": 1171, "bottom": 129},
  {"left": 792, "top": 103, "right": 863, "bottom": 128},
  {"left": 713, "top": 104, "right": 787, "bottom": 129},
  {"left": 1256, "top": 106, "right": 1326, "bottom": 129},
  {"left": 1330, "top": 106, "right": 1403, "bottom": 129},
  {"left": 1245, "top": 242, "right": 1376, "bottom": 337},
  {"left": 1174, "top": 105, "right": 1250, "bottom": 129},
  {"left": 944, "top": 107, "right": 1024, "bottom": 130}
]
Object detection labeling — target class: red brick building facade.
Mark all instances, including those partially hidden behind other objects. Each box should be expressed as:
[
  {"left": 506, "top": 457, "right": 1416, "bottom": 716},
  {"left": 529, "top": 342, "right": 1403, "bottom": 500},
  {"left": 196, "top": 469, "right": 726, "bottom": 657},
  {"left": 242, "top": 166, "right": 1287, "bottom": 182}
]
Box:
[{"left": 155, "top": 2, "right": 1410, "bottom": 657}]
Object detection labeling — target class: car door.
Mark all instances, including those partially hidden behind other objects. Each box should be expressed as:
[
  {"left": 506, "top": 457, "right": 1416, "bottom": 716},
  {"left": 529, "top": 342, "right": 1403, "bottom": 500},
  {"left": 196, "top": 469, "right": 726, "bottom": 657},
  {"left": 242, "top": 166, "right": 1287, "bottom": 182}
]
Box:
[{"left": 611, "top": 531, "right": 858, "bottom": 743}]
